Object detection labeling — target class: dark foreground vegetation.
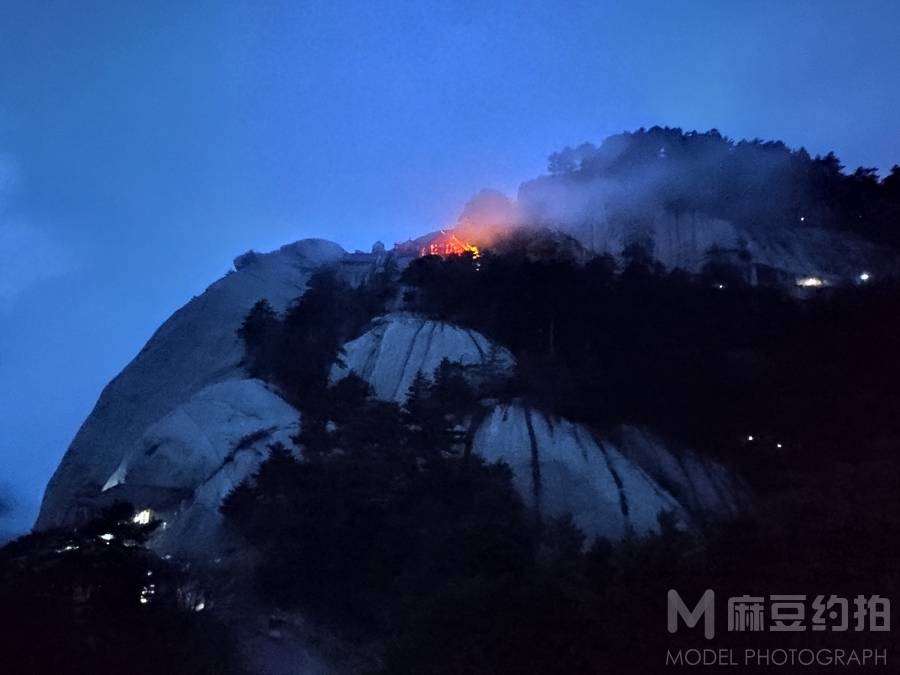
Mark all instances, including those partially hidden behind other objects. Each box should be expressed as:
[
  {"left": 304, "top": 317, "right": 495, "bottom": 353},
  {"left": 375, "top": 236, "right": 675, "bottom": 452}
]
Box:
[
  {"left": 6, "top": 232, "right": 900, "bottom": 672},
  {"left": 402, "top": 242, "right": 900, "bottom": 487},
  {"left": 222, "top": 377, "right": 900, "bottom": 673},
  {"left": 0, "top": 503, "right": 240, "bottom": 675},
  {"left": 222, "top": 245, "right": 900, "bottom": 672}
]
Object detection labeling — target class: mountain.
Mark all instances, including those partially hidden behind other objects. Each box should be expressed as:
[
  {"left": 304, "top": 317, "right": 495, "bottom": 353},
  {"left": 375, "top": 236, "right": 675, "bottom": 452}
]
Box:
[
  {"left": 36, "top": 239, "right": 347, "bottom": 530},
  {"left": 495, "top": 127, "right": 900, "bottom": 284},
  {"left": 35, "top": 127, "right": 900, "bottom": 543},
  {"left": 37, "top": 239, "right": 744, "bottom": 559},
  {"left": 20, "top": 128, "right": 900, "bottom": 674}
]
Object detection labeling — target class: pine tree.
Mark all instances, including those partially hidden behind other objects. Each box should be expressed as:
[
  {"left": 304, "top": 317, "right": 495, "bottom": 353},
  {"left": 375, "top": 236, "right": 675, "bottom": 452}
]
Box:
[{"left": 236, "top": 299, "right": 280, "bottom": 378}]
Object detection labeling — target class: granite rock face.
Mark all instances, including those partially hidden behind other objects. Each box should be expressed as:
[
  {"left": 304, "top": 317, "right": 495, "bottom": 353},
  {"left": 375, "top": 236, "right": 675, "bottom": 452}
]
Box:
[
  {"left": 37, "top": 239, "right": 344, "bottom": 530},
  {"left": 471, "top": 405, "right": 740, "bottom": 539},
  {"left": 39, "top": 237, "right": 744, "bottom": 554},
  {"left": 518, "top": 174, "right": 893, "bottom": 282},
  {"left": 99, "top": 378, "right": 300, "bottom": 558},
  {"left": 330, "top": 312, "right": 514, "bottom": 402},
  {"left": 332, "top": 314, "right": 743, "bottom": 540}
]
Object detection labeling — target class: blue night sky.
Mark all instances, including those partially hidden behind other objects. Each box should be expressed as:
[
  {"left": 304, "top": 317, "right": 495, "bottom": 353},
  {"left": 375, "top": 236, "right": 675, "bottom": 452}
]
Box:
[{"left": 1, "top": 0, "right": 899, "bottom": 534}]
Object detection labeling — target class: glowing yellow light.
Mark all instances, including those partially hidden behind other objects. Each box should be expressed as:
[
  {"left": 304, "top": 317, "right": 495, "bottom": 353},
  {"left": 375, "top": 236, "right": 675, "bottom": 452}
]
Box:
[
  {"left": 421, "top": 231, "right": 480, "bottom": 259},
  {"left": 139, "top": 585, "right": 153, "bottom": 605},
  {"left": 796, "top": 277, "right": 824, "bottom": 288},
  {"left": 132, "top": 509, "right": 153, "bottom": 525}
]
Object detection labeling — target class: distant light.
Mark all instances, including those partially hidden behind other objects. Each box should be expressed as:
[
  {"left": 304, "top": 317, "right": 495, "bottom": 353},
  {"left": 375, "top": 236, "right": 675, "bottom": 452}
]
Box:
[
  {"left": 776, "top": 443, "right": 783, "bottom": 449},
  {"left": 99, "top": 533, "right": 115, "bottom": 542},
  {"left": 147, "top": 570, "right": 153, "bottom": 577},
  {"left": 139, "top": 597, "right": 149, "bottom": 605},
  {"left": 195, "top": 602, "right": 206, "bottom": 612},
  {"left": 132, "top": 509, "right": 152, "bottom": 525},
  {"left": 859, "top": 272, "right": 871, "bottom": 282},
  {"left": 797, "top": 277, "right": 825, "bottom": 288},
  {"left": 800, "top": 216, "right": 806, "bottom": 222},
  {"left": 747, "top": 435, "right": 754, "bottom": 442},
  {"left": 715, "top": 283, "right": 726, "bottom": 290}
]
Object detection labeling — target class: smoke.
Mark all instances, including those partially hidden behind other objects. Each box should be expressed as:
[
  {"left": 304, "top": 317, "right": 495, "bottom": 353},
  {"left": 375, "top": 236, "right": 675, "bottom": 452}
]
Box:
[
  {"left": 459, "top": 189, "right": 516, "bottom": 227},
  {"left": 519, "top": 129, "right": 725, "bottom": 228},
  {"left": 456, "top": 126, "right": 891, "bottom": 271},
  {"left": 454, "top": 131, "right": 701, "bottom": 257},
  {"left": 448, "top": 189, "right": 521, "bottom": 250}
]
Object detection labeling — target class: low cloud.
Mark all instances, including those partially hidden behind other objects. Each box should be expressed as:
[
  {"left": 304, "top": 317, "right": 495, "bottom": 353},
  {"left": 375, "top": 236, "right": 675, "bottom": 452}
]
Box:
[
  {"left": 0, "top": 221, "right": 71, "bottom": 305},
  {"left": 0, "top": 156, "right": 72, "bottom": 309}
]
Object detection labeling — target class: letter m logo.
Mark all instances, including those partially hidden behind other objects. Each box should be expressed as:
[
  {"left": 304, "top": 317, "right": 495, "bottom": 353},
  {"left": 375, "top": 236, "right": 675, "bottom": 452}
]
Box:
[{"left": 668, "top": 589, "right": 715, "bottom": 639}]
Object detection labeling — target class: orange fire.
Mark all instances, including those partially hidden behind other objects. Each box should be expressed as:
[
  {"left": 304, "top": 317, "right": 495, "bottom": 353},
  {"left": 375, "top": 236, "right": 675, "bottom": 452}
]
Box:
[{"left": 421, "top": 231, "right": 480, "bottom": 259}]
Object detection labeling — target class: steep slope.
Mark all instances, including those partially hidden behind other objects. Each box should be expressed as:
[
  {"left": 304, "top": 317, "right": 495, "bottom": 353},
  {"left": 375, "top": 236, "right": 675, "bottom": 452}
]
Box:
[
  {"left": 471, "top": 405, "right": 674, "bottom": 538},
  {"left": 37, "top": 239, "right": 345, "bottom": 530},
  {"left": 610, "top": 425, "right": 743, "bottom": 517},
  {"left": 99, "top": 379, "right": 300, "bottom": 557},
  {"left": 330, "top": 312, "right": 514, "bottom": 401},
  {"left": 331, "top": 314, "right": 742, "bottom": 539},
  {"left": 40, "top": 239, "right": 745, "bottom": 549},
  {"left": 517, "top": 175, "right": 892, "bottom": 282}
]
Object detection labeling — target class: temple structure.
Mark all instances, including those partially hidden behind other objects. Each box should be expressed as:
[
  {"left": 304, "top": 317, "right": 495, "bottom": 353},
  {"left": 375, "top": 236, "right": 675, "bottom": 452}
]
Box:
[{"left": 393, "top": 230, "right": 480, "bottom": 258}]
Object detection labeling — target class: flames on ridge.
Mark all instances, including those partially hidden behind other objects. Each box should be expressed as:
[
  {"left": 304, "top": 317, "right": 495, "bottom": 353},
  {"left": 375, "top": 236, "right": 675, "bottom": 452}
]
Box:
[
  {"left": 421, "top": 230, "right": 480, "bottom": 258},
  {"left": 392, "top": 217, "right": 520, "bottom": 260},
  {"left": 393, "top": 225, "right": 492, "bottom": 259}
]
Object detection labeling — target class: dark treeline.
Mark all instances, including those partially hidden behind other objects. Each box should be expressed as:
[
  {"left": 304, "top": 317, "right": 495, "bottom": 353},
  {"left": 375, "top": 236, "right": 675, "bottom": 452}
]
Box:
[
  {"left": 226, "top": 433, "right": 900, "bottom": 673},
  {"left": 541, "top": 127, "right": 900, "bottom": 251},
  {"left": 0, "top": 503, "right": 239, "bottom": 674},
  {"left": 221, "top": 373, "right": 609, "bottom": 674},
  {"left": 7, "top": 157, "right": 900, "bottom": 672},
  {"left": 238, "top": 265, "right": 394, "bottom": 410},
  {"left": 13, "top": 233, "right": 893, "bottom": 673},
  {"left": 225, "top": 250, "right": 900, "bottom": 671},
  {"left": 401, "top": 246, "right": 900, "bottom": 487}
]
